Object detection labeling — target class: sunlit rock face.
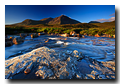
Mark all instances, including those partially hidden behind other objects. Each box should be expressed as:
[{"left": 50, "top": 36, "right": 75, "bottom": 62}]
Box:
[{"left": 5, "top": 47, "right": 115, "bottom": 79}]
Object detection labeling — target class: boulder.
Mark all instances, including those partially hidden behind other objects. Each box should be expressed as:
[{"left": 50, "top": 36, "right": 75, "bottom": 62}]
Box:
[
  {"left": 20, "top": 33, "right": 27, "bottom": 38},
  {"left": 70, "top": 31, "right": 76, "bottom": 36},
  {"left": 24, "top": 61, "right": 34, "bottom": 74},
  {"left": 113, "top": 35, "right": 115, "bottom": 38},
  {"left": 82, "top": 35, "right": 85, "bottom": 38},
  {"left": 38, "top": 32, "right": 45, "bottom": 36},
  {"left": 65, "top": 38, "right": 67, "bottom": 40},
  {"left": 5, "top": 38, "right": 13, "bottom": 47},
  {"left": 45, "top": 39, "right": 50, "bottom": 43},
  {"left": 73, "top": 35, "right": 77, "bottom": 37},
  {"left": 109, "top": 35, "right": 112, "bottom": 38},
  {"left": 77, "top": 34, "right": 82, "bottom": 37},
  {"left": 95, "top": 34, "right": 100, "bottom": 37},
  {"left": 61, "top": 33, "right": 70, "bottom": 37},
  {"left": 51, "top": 33, "right": 54, "bottom": 35},
  {"left": 13, "top": 37, "right": 24, "bottom": 44},
  {"left": 84, "top": 33, "right": 87, "bottom": 36},
  {"left": 66, "top": 33, "right": 70, "bottom": 37},
  {"left": 31, "top": 33, "right": 39, "bottom": 38},
  {"left": 45, "top": 39, "right": 56, "bottom": 44},
  {"left": 101, "top": 34, "right": 113, "bottom": 38},
  {"left": 89, "top": 34, "right": 92, "bottom": 36},
  {"left": 5, "top": 41, "right": 13, "bottom": 47},
  {"left": 9, "top": 37, "right": 13, "bottom": 39},
  {"left": 101, "top": 34, "right": 107, "bottom": 37}
]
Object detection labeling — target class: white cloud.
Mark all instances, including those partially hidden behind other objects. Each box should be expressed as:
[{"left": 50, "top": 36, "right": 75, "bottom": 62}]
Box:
[{"left": 96, "top": 17, "right": 115, "bottom": 22}]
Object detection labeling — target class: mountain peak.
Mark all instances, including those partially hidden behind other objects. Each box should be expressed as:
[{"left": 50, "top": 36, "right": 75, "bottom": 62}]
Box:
[
  {"left": 12, "top": 15, "right": 81, "bottom": 25},
  {"left": 60, "top": 14, "right": 66, "bottom": 17},
  {"left": 48, "top": 15, "right": 81, "bottom": 25}
]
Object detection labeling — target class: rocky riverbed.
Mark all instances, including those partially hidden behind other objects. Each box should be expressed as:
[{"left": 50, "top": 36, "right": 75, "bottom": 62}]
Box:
[
  {"left": 5, "top": 34, "right": 115, "bottom": 79},
  {"left": 5, "top": 46, "right": 115, "bottom": 79}
]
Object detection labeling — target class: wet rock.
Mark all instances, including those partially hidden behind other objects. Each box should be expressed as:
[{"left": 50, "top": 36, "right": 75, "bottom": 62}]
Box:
[
  {"left": 72, "top": 50, "right": 83, "bottom": 59},
  {"left": 5, "top": 71, "right": 12, "bottom": 79},
  {"left": 101, "top": 34, "right": 113, "bottom": 38},
  {"left": 49, "top": 76, "right": 56, "bottom": 79},
  {"left": 82, "top": 35, "right": 85, "bottom": 38},
  {"left": 35, "top": 66, "right": 53, "bottom": 79},
  {"left": 76, "top": 74, "right": 82, "bottom": 79},
  {"left": 98, "top": 75, "right": 106, "bottom": 79},
  {"left": 20, "top": 33, "right": 27, "bottom": 38},
  {"left": 24, "top": 68, "right": 31, "bottom": 74},
  {"left": 77, "top": 34, "right": 82, "bottom": 38},
  {"left": 101, "top": 61, "right": 115, "bottom": 72},
  {"left": 24, "top": 61, "right": 34, "bottom": 74},
  {"left": 13, "top": 37, "right": 24, "bottom": 44},
  {"left": 65, "top": 50, "right": 72, "bottom": 55},
  {"left": 5, "top": 46, "right": 115, "bottom": 79},
  {"left": 70, "top": 31, "right": 76, "bottom": 36},
  {"left": 31, "top": 33, "right": 39, "bottom": 38},
  {"left": 45, "top": 39, "right": 50, "bottom": 43},
  {"left": 40, "top": 58, "right": 50, "bottom": 66},
  {"left": 89, "top": 64, "right": 95, "bottom": 69},
  {"left": 9, "top": 37, "right": 13, "bottom": 39},
  {"left": 38, "top": 32, "right": 45, "bottom": 36},
  {"left": 90, "top": 70, "right": 99, "bottom": 76},
  {"left": 73, "top": 50, "right": 79, "bottom": 55},
  {"left": 95, "top": 34, "right": 100, "bottom": 37},
  {"left": 87, "top": 74, "right": 95, "bottom": 79},
  {"left": 65, "top": 38, "right": 67, "bottom": 40},
  {"left": 5, "top": 40, "right": 13, "bottom": 47},
  {"left": 113, "top": 35, "right": 115, "bottom": 38},
  {"left": 109, "top": 35, "right": 112, "bottom": 38},
  {"left": 35, "top": 70, "right": 47, "bottom": 79},
  {"left": 5, "top": 38, "right": 13, "bottom": 47},
  {"left": 61, "top": 33, "right": 70, "bottom": 37}
]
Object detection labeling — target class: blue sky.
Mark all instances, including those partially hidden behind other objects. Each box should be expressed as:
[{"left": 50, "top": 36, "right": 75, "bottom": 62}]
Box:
[{"left": 5, "top": 5, "right": 115, "bottom": 25}]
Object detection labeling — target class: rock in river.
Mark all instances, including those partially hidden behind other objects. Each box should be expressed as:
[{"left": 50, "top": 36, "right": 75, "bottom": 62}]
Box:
[
  {"left": 5, "top": 38, "right": 13, "bottom": 47},
  {"left": 31, "top": 33, "right": 39, "bottom": 38},
  {"left": 13, "top": 37, "right": 24, "bottom": 44}
]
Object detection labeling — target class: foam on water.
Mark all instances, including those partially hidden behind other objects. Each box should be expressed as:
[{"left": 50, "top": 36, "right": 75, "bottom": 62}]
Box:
[{"left": 56, "top": 41, "right": 64, "bottom": 44}]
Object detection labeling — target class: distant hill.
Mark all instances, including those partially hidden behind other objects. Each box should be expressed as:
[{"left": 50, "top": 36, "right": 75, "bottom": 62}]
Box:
[
  {"left": 12, "top": 15, "right": 81, "bottom": 26},
  {"left": 48, "top": 15, "right": 81, "bottom": 25},
  {"left": 13, "top": 19, "right": 45, "bottom": 26},
  {"left": 90, "top": 20, "right": 115, "bottom": 29},
  {"left": 89, "top": 21, "right": 100, "bottom": 23}
]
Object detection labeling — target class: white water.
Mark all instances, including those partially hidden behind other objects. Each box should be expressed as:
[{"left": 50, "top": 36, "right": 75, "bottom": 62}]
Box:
[{"left": 5, "top": 35, "right": 115, "bottom": 62}]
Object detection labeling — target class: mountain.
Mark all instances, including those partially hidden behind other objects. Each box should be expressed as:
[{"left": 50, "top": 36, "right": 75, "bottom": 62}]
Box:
[
  {"left": 13, "top": 19, "right": 45, "bottom": 26},
  {"left": 48, "top": 15, "right": 81, "bottom": 25},
  {"left": 40, "top": 17, "right": 53, "bottom": 23},
  {"left": 89, "top": 21, "right": 100, "bottom": 23},
  {"left": 12, "top": 15, "right": 81, "bottom": 25}
]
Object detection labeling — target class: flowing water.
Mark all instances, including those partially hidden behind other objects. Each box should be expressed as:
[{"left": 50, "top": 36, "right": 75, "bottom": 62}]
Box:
[
  {"left": 5, "top": 35, "right": 115, "bottom": 62},
  {"left": 5, "top": 35, "right": 115, "bottom": 79}
]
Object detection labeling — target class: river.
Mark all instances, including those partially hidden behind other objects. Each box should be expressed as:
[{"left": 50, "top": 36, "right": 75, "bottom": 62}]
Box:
[
  {"left": 5, "top": 35, "right": 115, "bottom": 62},
  {"left": 5, "top": 35, "right": 115, "bottom": 79}
]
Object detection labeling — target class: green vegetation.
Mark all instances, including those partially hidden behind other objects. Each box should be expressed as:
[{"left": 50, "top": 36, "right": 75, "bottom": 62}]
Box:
[
  {"left": 5, "top": 21, "right": 115, "bottom": 36},
  {"left": 80, "top": 27, "right": 115, "bottom": 36}
]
